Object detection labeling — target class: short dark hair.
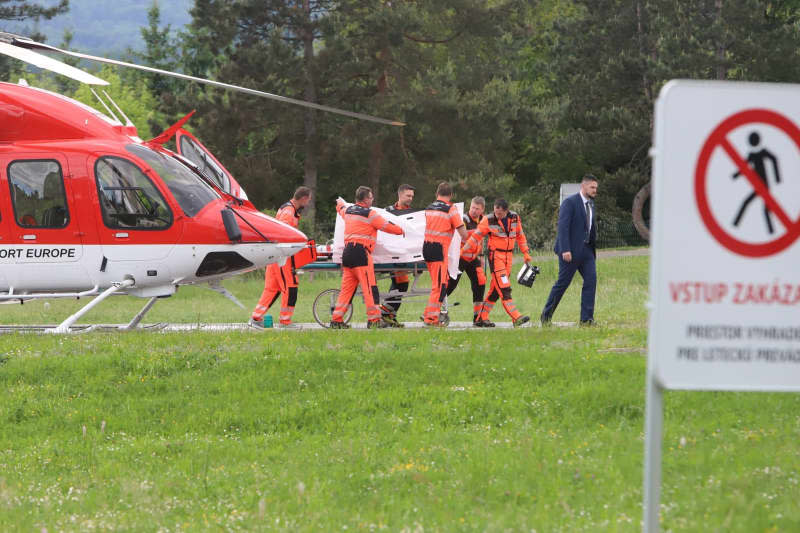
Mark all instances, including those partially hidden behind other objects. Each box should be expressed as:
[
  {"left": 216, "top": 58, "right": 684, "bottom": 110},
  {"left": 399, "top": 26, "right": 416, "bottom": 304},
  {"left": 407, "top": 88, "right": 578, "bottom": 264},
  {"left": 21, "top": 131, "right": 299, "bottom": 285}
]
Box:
[
  {"left": 397, "top": 183, "right": 415, "bottom": 195},
  {"left": 355, "top": 186, "right": 373, "bottom": 202},
  {"left": 293, "top": 186, "right": 312, "bottom": 200},
  {"left": 471, "top": 196, "right": 485, "bottom": 207},
  {"left": 436, "top": 182, "right": 453, "bottom": 198},
  {"left": 582, "top": 173, "right": 598, "bottom": 183},
  {"left": 494, "top": 198, "right": 509, "bottom": 210}
]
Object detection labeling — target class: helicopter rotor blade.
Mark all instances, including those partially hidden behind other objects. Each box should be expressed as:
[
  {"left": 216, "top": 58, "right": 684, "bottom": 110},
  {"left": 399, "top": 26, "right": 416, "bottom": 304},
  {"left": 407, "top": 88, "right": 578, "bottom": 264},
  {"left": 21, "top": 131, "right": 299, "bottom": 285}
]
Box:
[
  {"left": 0, "top": 41, "right": 109, "bottom": 86},
  {"left": 8, "top": 34, "right": 405, "bottom": 127}
]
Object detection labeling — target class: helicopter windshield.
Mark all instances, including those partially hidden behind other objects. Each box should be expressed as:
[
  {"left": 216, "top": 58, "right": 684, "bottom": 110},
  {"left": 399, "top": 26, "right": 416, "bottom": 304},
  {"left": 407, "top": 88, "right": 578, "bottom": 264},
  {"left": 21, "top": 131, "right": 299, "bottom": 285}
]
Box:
[
  {"left": 178, "top": 135, "right": 231, "bottom": 193},
  {"left": 126, "top": 144, "right": 219, "bottom": 217}
]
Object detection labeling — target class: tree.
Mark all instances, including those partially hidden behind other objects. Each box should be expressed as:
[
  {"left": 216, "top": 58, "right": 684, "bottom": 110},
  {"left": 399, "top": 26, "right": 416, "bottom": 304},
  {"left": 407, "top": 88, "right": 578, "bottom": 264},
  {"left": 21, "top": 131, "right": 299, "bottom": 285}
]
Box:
[
  {"left": 515, "top": 0, "right": 800, "bottom": 245},
  {"left": 0, "top": 0, "right": 69, "bottom": 80},
  {"left": 137, "top": 0, "right": 180, "bottom": 132},
  {"left": 71, "top": 65, "right": 162, "bottom": 140},
  {"left": 181, "top": 0, "right": 532, "bottom": 238},
  {"left": 185, "top": 0, "right": 335, "bottom": 231},
  {"left": 0, "top": 0, "right": 67, "bottom": 22},
  {"left": 325, "top": 0, "right": 530, "bottom": 196}
]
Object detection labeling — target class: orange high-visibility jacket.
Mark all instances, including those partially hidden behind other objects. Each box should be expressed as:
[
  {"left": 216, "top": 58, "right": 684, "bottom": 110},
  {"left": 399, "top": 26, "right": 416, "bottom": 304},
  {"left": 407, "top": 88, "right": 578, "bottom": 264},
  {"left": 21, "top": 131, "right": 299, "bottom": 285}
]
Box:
[
  {"left": 464, "top": 212, "right": 530, "bottom": 256},
  {"left": 337, "top": 201, "right": 403, "bottom": 252},
  {"left": 276, "top": 200, "right": 301, "bottom": 228},
  {"left": 424, "top": 199, "right": 464, "bottom": 246},
  {"left": 460, "top": 213, "right": 484, "bottom": 261}
]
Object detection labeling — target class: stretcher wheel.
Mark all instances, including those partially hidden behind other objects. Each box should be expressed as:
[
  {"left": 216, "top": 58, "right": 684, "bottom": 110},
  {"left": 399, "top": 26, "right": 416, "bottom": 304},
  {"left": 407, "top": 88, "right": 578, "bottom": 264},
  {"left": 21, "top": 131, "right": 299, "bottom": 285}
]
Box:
[{"left": 313, "top": 288, "right": 353, "bottom": 327}]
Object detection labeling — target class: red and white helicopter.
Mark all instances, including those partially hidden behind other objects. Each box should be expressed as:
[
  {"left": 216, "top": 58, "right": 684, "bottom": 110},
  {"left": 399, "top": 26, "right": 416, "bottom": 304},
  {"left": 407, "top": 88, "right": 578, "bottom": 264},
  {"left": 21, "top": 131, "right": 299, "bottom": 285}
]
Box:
[{"left": 0, "top": 32, "right": 402, "bottom": 332}]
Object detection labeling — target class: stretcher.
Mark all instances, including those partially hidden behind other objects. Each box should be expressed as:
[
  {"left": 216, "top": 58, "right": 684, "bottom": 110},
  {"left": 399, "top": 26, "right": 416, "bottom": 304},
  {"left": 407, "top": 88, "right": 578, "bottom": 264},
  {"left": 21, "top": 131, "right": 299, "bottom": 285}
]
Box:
[{"left": 300, "top": 252, "right": 449, "bottom": 327}]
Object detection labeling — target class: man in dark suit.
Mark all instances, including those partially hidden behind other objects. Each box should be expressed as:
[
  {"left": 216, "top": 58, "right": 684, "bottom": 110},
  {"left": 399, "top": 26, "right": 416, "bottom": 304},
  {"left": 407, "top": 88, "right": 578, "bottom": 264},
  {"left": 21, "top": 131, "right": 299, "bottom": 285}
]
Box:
[{"left": 541, "top": 174, "right": 599, "bottom": 326}]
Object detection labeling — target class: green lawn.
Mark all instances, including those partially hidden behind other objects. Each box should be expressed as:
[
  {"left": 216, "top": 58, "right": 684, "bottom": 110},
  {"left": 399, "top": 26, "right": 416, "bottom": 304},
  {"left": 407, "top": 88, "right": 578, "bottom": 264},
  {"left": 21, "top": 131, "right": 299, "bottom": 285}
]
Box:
[{"left": 1, "top": 254, "right": 799, "bottom": 531}]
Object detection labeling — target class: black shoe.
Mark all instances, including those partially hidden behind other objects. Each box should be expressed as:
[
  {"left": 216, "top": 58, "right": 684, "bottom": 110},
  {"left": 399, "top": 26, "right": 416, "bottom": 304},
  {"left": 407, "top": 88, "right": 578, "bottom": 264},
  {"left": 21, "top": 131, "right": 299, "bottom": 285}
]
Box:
[
  {"left": 367, "top": 320, "right": 390, "bottom": 329},
  {"left": 579, "top": 319, "right": 595, "bottom": 327},
  {"left": 382, "top": 315, "right": 404, "bottom": 328},
  {"left": 540, "top": 313, "right": 552, "bottom": 327},
  {"left": 513, "top": 315, "right": 531, "bottom": 328},
  {"left": 329, "top": 321, "right": 350, "bottom": 329},
  {"left": 474, "top": 319, "right": 495, "bottom": 328}
]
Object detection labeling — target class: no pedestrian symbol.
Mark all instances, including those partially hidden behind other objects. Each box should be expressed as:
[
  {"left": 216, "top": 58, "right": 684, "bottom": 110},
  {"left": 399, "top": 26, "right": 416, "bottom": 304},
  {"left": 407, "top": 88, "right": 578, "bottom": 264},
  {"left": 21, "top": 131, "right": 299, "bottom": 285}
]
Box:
[{"left": 695, "top": 108, "right": 800, "bottom": 257}]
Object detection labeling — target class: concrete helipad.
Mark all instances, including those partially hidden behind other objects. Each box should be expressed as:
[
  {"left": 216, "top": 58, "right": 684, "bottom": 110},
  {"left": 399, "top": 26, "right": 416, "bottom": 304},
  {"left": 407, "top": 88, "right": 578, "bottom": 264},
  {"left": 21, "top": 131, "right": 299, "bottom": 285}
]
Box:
[{"left": 0, "top": 321, "right": 578, "bottom": 333}]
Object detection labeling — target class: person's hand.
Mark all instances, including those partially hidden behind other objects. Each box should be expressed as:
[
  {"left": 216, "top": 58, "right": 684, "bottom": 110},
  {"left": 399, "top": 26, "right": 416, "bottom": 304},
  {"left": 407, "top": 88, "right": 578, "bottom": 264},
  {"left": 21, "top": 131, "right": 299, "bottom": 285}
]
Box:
[
  {"left": 523, "top": 252, "right": 531, "bottom": 264},
  {"left": 336, "top": 197, "right": 345, "bottom": 207},
  {"left": 562, "top": 251, "right": 572, "bottom": 262}
]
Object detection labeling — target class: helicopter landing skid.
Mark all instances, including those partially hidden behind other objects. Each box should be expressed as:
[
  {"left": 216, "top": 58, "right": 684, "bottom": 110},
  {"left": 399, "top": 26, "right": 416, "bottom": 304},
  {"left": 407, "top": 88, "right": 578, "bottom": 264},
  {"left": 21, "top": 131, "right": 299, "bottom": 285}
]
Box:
[
  {"left": 42, "top": 277, "right": 166, "bottom": 334},
  {"left": 77, "top": 321, "right": 168, "bottom": 333}
]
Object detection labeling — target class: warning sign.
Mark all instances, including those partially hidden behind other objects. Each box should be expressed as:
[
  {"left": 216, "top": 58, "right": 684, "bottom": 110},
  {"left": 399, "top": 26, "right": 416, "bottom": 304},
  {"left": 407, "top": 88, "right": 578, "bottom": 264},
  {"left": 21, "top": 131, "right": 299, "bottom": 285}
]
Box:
[
  {"left": 649, "top": 80, "right": 800, "bottom": 391},
  {"left": 695, "top": 109, "right": 800, "bottom": 257}
]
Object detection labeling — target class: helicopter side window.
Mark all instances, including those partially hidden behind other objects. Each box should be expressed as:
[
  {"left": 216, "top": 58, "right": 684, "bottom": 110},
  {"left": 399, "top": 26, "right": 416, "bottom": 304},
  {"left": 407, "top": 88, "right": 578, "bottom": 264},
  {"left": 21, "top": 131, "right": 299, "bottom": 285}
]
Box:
[
  {"left": 178, "top": 135, "right": 231, "bottom": 194},
  {"left": 94, "top": 157, "right": 172, "bottom": 230},
  {"left": 8, "top": 160, "right": 69, "bottom": 229}
]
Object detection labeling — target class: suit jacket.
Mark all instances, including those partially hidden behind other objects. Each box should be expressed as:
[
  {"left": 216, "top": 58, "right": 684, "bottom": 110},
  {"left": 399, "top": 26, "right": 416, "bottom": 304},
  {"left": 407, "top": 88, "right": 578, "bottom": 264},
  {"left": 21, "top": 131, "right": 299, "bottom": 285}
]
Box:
[{"left": 554, "top": 192, "right": 597, "bottom": 258}]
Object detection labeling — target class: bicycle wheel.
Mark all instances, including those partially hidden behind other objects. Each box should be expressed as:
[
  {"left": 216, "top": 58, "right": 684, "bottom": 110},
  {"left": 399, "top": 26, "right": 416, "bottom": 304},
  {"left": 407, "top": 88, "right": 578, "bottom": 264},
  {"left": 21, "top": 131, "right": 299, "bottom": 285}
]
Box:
[{"left": 313, "top": 288, "right": 353, "bottom": 327}]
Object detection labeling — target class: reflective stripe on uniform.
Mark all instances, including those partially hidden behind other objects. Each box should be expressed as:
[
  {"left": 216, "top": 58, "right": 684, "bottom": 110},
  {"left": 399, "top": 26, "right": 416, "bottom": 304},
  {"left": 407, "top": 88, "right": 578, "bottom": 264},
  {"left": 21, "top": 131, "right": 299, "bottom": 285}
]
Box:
[
  {"left": 345, "top": 233, "right": 377, "bottom": 242},
  {"left": 426, "top": 210, "right": 451, "bottom": 220},
  {"left": 425, "top": 229, "right": 452, "bottom": 237}
]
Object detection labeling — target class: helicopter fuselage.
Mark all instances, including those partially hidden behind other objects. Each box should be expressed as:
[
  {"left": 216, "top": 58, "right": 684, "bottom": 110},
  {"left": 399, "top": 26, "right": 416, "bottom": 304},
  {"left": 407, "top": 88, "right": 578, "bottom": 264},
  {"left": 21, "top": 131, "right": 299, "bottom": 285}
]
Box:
[{"left": 0, "top": 82, "right": 307, "bottom": 301}]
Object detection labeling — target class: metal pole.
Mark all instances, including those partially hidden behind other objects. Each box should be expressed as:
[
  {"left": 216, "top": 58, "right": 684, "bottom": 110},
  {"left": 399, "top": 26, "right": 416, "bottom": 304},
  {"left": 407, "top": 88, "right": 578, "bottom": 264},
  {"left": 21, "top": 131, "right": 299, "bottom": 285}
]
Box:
[
  {"left": 643, "top": 374, "right": 664, "bottom": 532},
  {"left": 49, "top": 278, "right": 134, "bottom": 333},
  {"left": 124, "top": 296, "right": 158, "bottom": 329}
]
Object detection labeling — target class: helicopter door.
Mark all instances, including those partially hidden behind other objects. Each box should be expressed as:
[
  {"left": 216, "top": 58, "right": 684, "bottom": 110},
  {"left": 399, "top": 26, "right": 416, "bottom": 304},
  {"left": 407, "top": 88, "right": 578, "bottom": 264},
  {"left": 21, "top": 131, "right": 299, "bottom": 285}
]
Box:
[
  {"left": 91, "top": 154, "right": 183, "bottom": 293},
  {"left": 175, "top": 129, "right": 248, "bottom": 201},
  {"left": 1, "top": 155, "right": 91, "bottom": 291},
  {"left": 0, "top": 170, "right": 9, "bottom": 292}
]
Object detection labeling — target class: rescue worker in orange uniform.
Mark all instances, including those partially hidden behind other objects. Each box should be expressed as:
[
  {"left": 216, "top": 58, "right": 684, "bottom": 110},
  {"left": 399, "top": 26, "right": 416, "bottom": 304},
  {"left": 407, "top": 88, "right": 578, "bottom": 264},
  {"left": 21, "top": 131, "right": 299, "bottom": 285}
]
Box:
[
  {"left": 462, "top": 198, "right": 532, "bottom": 327},
  {"left": 423, "top": 182, "right": 468, "bottom": 326},
  {"left": 382, "top": 183, "right": 416, "bottom": 326},
  {"left": 330, "top": 186, "right": 404, "bottom": 329},
  {"left": 250, "top": 186, "right": 311, "bottom": 329},
  {"left": 445, "top": 196, "right": 487, "bottom": 324}
]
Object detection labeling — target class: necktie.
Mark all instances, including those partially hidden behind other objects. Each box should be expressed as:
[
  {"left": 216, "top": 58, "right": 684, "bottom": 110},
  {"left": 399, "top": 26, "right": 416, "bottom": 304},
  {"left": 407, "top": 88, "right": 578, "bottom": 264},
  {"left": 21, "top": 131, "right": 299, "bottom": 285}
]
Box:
[{"left": 585, "top": 200, "right": 591, "bottom": 231}]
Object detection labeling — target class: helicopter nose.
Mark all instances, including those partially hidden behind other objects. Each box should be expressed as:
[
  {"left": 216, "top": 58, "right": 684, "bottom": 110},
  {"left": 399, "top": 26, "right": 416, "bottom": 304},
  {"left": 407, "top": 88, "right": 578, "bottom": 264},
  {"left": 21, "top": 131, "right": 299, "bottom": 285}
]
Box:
[{"left": 241, "top": 210, "right": 307, "bottom": 243}]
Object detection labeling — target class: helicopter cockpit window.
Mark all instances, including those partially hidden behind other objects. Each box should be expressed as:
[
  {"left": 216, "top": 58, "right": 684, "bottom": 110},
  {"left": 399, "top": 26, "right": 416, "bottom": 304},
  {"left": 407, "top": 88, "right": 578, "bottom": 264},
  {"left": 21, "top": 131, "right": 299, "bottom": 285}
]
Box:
[
  {"left": 8, "top": 160, "right": 69, "bottom": 229},
  {"left": 126, "top": 144, "right": 219, "bottom": 217},
  {"left": 95, "top": 157, "right": 172, "bottom": 230},
  {"left": 178, "top": 135, "right": 231, "bottom": 194}
]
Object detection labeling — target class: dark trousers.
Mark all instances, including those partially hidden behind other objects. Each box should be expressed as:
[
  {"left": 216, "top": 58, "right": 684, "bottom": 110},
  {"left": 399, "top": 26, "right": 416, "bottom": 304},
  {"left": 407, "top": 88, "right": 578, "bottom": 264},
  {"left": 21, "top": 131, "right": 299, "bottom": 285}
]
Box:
[
  {"left": 446, "top": 257, "right": 486, "bottom": 318},
  {"left": 384, "top": 273, "right": 409, "bottom": 315},
  {"left": 541, "top": 250, "right": 596, "bottom": 322}
]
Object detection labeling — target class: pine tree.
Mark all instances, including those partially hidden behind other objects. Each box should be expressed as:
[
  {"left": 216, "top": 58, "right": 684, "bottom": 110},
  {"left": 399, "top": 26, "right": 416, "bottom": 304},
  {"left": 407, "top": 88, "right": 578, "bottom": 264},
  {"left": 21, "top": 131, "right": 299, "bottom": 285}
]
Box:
[{"left": 0, "top": 0, "right": 70, "bottom": 80}]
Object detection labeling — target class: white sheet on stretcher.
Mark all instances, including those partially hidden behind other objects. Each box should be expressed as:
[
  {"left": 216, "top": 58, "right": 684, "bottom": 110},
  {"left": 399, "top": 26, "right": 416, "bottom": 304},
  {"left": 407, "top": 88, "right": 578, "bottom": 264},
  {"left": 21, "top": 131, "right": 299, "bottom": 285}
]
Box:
[{"left": 333, "top": 202, "right": 463, "bottom": 279}]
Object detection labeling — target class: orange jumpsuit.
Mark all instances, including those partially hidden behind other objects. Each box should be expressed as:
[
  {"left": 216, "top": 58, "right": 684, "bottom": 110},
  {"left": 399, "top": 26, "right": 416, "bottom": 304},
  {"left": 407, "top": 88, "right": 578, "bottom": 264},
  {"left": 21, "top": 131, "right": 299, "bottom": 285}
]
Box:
[
  {"left": 446, "top": 212, "right": 487, "bottom": 322},
  {"left": 462, "top": 212, "right": 531, "bottom": 322},
  {"left": 422, "top": 199, "right": 465, "bottom": 324},
  {"left": 331, "top": 200, "right": 404, "bottom": 325},
  {"left": 252, "top": 200, "right": 302, "bottom": 325}
]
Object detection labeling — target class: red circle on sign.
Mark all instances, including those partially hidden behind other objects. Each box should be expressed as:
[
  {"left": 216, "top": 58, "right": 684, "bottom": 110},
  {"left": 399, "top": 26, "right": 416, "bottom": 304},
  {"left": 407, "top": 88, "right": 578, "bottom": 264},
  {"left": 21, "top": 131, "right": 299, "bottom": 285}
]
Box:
[{"left": 695, "top": 108, "right": 800, "bottom": 257}]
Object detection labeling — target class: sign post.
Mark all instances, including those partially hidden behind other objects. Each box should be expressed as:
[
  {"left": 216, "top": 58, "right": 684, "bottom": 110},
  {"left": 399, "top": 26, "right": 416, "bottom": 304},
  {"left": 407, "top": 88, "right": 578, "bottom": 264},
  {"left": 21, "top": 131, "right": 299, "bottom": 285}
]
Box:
[{"left": 646, "top": 80, "right": 800, "bottom": 531}]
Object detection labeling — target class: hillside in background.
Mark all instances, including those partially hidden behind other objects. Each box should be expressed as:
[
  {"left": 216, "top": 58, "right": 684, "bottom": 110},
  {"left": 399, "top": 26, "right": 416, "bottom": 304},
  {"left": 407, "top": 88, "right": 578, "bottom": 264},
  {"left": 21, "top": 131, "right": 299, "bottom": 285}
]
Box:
[{"left": 1, "top": 0, "right": 191, "bottom": 54}]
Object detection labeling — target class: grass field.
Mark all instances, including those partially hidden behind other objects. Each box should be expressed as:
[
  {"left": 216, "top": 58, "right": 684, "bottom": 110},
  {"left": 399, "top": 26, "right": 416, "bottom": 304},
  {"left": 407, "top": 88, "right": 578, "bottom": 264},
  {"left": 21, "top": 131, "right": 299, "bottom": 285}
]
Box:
[{"left": 2, "top": 254, "right": 799, "bottom": 531}]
